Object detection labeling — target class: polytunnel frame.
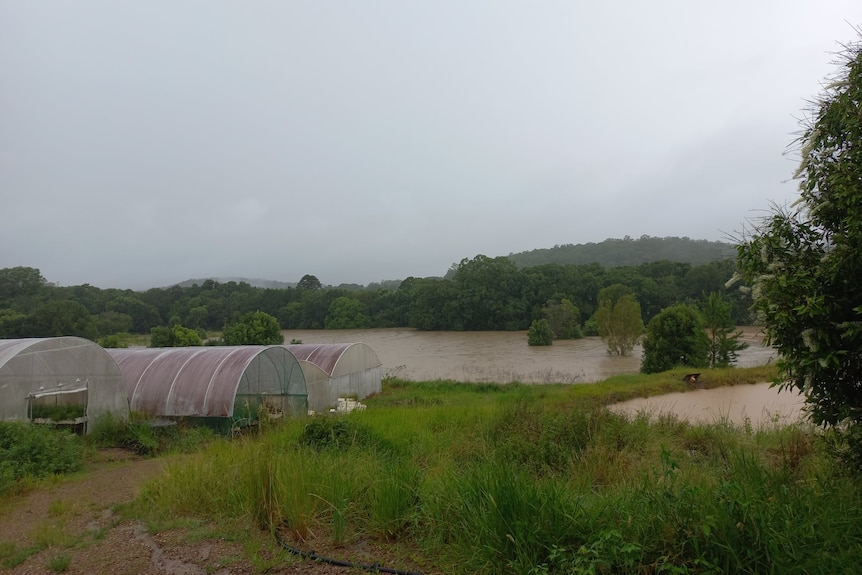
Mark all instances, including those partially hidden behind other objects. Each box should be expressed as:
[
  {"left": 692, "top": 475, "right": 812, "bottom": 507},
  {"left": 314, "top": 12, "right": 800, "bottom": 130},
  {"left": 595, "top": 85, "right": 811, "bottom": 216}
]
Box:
[{"left": 109, "top": 346, "right": 307, "bottom": 424}]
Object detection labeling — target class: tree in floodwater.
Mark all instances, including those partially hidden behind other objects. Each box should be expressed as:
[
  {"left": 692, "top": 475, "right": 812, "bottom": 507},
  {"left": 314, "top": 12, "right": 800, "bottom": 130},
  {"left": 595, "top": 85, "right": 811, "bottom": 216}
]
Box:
[
  {"left": 222, "top": 311, "right": 284, "bottom": 345},
  {"left": 701, "top": 292, "right": 748, "bottom": 368},
  {"left": 527, "top": 319, "right": 554, "bottom": 346},
  {"left": 641, "top": 304, "right": 709, "bottom": 374},
  {"left": 594, "top": 284, "right": 643, "bottom": 356},
  {"left": 544, "top": 298, "right": 583, "bottom": 339}
]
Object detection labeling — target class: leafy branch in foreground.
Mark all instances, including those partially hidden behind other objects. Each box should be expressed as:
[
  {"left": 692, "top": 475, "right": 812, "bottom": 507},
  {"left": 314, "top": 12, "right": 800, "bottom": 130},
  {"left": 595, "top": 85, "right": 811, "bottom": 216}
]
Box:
[{"left": 737, "top": 32, "right": 862, "bottom": 435}]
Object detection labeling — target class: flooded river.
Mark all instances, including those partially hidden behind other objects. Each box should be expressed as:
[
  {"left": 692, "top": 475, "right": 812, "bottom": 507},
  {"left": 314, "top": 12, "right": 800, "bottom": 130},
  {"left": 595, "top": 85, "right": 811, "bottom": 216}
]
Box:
[
  {"left": 281, "top": 327, "right": 802, "bottom": 425},
  {"left": 281, "top": 327, "right": 775, "bottom": 384}
]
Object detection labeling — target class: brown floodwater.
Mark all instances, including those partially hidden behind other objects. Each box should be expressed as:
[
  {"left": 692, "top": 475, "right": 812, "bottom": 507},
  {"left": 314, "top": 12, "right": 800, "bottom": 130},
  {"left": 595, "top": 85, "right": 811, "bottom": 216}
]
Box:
[
  {"left": 281, "top": 326, "right": 775, "bottom": 384},
  {"left": 282, "top": 327, "right": 801, "bottom": 425},
  {"left": 609, "top": 382, "right": 806, "bottom": 427}
]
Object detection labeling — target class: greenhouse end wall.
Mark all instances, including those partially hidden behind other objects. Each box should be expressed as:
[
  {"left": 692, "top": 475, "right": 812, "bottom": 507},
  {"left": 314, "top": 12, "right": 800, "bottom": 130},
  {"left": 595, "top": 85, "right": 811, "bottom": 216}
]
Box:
[{"left": 0, "top": 337, "right": 130, "bottom": 433}]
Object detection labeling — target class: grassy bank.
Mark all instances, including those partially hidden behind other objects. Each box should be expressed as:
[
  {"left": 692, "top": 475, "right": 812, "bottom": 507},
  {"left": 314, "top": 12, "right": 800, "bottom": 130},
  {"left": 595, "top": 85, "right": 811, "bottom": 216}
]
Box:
[{"left": 128, "top": 366, "right": 862, "bottom": 574}]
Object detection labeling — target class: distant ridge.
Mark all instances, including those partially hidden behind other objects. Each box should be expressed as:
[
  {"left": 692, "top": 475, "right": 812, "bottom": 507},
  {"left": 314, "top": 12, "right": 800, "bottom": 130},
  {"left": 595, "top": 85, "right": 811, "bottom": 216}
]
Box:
[
  {"left": 506, "top": 236, "right": 736, "bottom": 268},
  {"left": 167, "top": 237, "right": 734, "bottom": 291},
  {"left": 169, "top": 277, "right": 297, "bottom": 289}
]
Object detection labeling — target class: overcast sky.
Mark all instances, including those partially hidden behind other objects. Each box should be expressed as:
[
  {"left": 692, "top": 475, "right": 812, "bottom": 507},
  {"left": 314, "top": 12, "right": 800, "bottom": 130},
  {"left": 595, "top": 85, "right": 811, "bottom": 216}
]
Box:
[{"left": 1, "top": 2, "right": 860, "bottom": 290}]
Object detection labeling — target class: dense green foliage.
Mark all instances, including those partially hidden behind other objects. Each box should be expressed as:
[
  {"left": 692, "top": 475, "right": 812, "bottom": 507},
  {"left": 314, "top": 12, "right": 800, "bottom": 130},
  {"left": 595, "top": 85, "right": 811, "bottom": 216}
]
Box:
[
  {"left": 543, "top": 298, "right": 583, "bottom": 339},
  {"left": 87, "top": 413, "right": 216, "bottom": 456},
  {"left": 136, "top": 377, "right": 862, "bottom": 574},
  {"left": 736, "top": 36, "right": 862, "bottom": 434},
  {"left": 221, "top": 311, "right": 284, "bottom": 345},
  {"left": 641, "top": 304, "right": 710, "bottom": 374},
  {"left": 149, "top": 324, "right": 202, "bottom": 347},
  {"left": 324, "top": 296, "right": 372, "bottom": 329},
  {"left": 297, "top": 274, "right": 323, "bottom": 291},
  {"left": 508, "top": 235, "right": 732, "bottom": 268},
  {"left": 527, "top": 319, "right": 554, "bottom": 346},
  {"left": 0, "top": 239, "right": 749, "bottom": 340},
  {"left": 0, "top": 422, "right": 82, "bottom": 496}
]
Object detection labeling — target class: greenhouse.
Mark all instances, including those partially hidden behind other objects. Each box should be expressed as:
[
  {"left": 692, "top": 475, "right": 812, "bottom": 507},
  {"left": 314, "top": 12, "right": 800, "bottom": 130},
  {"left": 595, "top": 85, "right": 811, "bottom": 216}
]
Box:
[
  {"left": 0, "top": 337, "right": 130, "bottom": 433},
  {"left": 109, "top": 346, "right": 307, "bottom": 427},
  {"left": 286, "top": 343, "right": 382, "bottom": 413}
]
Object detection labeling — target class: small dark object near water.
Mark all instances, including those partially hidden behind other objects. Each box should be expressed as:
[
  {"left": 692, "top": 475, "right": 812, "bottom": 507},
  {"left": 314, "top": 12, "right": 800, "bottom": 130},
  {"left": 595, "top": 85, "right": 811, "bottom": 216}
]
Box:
[{"left": 683, "top": 373, "right": 701, "bottom": 385}]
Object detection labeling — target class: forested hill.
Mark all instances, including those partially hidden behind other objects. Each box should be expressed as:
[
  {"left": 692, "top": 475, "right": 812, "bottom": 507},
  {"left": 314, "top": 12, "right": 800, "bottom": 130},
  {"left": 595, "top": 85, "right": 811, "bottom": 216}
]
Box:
[
  {"left": 507, "top": 236, "right": 735, "bottom": 268},
  {"left": 172, "top": 277, "right": 296, "bottom": 290}
]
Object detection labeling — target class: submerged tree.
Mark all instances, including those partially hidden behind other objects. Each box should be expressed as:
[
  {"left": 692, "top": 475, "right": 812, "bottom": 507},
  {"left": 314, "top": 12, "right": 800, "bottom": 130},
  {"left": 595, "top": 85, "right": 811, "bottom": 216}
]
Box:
[
  {"left": 222, "top": 311, "right": 284, "bottom": 345},
  {"left": 737, "top": 33, "right": 862, "bottom": 432},
  {"left": 641, "top": 304, "right": 709, "bottom": 374},
  {"left": 543, "top": 298, "right": 583, "bottom": 339},
  {"left": 594, "top": 284, "right": 643, "bottom": 356},
  {"left": 701, "top": 292, "right": 748, "bottom": 368},
  {"left": 527, "top": 318, "right": 554, "bottom": 346}
]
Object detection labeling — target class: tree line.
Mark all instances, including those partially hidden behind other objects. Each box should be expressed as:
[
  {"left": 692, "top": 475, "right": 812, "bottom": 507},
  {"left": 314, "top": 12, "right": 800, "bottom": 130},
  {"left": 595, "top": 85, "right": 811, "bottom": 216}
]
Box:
[{"left": 0, "top": 255, "right": 748, "bottom": 344}]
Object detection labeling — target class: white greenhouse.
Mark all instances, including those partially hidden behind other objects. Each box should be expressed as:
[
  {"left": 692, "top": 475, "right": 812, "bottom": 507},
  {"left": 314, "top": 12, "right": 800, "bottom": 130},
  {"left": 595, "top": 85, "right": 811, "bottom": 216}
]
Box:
[
  {"left": 286, "top": 343, "right": 382, "bottom": 413},
  {"left": 0, "top": 337, "right": 130, "bottom": 433}
]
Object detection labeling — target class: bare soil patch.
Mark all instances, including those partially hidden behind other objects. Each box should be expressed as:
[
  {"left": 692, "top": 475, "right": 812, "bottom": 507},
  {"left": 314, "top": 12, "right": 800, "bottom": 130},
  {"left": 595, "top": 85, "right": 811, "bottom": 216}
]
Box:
[{"left": 0, "top": 450, "right": 428, "bottom": 575}]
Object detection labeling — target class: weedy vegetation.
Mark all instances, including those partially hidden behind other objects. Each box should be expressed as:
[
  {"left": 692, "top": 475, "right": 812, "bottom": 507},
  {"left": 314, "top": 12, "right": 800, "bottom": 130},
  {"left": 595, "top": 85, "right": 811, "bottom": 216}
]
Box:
[
  {"left": 125, "top": 366, "right": 862, "bottom": 574},
  {"left": 3, "top": 366, "right": 860, "bottom": 573}
]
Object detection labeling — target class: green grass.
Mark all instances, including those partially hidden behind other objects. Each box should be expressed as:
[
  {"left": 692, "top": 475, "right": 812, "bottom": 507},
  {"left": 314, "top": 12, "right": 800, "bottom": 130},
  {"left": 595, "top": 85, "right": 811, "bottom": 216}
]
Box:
[
  {"left": 125, "top": 366, "right": 862, "bottom": 574},
  {"left": 3, "top": 366, "right": 840, "bottom": 574},
  {"left": 86, "top": 412, "right": 217, "bottom": 456},
  {"left": 46, "top": 553, "right": 71, "bottom": 573}
]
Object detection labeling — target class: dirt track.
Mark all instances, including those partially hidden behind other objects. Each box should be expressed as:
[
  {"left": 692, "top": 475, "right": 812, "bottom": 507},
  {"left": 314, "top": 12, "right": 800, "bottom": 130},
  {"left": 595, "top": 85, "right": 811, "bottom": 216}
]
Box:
[{"left": 0, "top": 450, "right": 407, "bottom": 575}]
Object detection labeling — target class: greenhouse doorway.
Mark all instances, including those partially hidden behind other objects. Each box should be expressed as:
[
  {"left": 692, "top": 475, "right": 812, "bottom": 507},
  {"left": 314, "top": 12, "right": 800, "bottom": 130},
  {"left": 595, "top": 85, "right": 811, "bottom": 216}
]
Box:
[{"left": 27, "top": 383, "right": 89, "bottom": 433}]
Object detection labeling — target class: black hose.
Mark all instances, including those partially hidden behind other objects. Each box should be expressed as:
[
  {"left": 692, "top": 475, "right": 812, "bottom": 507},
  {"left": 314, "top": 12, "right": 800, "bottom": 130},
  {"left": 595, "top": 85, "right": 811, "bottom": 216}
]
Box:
[{"left": 274, "top": 527, "right": 425, "bottom": 575}]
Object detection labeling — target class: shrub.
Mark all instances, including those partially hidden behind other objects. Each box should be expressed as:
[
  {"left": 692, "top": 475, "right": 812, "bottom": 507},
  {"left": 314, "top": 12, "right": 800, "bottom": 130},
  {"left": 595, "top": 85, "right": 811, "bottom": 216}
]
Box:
[
  {"left": 0, "top": 422, "right": 82, "bottom": 495},
  {"left": 527, "top": 319, "right": 553, "bottom": 346},
  {"left": 98, "top": 334, "right": 128, "bottom": 348},
  {"left": 222, "top": 311, "right": 283, "bottom": 345},
  {"left": 298, "top": 416, "right": 394, "bottom": 456},
  {"left": 641, "top": 304, "right": 710, "bottom": 373}
]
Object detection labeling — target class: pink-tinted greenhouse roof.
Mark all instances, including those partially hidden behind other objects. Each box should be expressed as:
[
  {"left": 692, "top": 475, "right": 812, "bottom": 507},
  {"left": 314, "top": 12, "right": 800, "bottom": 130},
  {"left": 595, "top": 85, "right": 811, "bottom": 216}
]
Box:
[
  {"left": 109, "top": 346, "right": 306, "bottom": 418},
  {"left": 286, "top": 343, "right": 381, "bottom": 377}
]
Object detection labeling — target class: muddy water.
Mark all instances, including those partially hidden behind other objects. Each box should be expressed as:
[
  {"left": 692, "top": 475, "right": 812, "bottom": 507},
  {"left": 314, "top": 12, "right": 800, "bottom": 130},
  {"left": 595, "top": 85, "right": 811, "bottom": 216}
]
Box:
[
  {"left": 609, "top": 383, "right": 806, "bottom": 427},
  {"left": 281, "top": 327, "right": 775, "bottom": 384},
  {"left": 282, "top": 327, "right": 797, "bottom": 425}
]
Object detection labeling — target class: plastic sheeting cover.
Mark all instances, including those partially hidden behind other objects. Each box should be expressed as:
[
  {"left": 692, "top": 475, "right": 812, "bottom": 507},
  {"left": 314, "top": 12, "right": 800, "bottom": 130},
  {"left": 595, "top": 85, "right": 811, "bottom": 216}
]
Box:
[
  {"left": 286, "top": 343, "right": 382, "bottom": 412},
  {"left": 109, "top": 346, "right": 307, "bottom": 418},
  {"left": 0, "top": 337, "right": 130, "bottom": 428}
]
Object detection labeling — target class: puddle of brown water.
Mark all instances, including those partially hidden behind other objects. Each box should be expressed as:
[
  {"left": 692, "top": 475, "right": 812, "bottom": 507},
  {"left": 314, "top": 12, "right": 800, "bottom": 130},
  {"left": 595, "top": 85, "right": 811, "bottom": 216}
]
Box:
[
  {"left": 282, "top": 327, "right": 775, "bottom": 384},
  {"left": 609, "top": 382, "right": 805, "bottom": 427}
]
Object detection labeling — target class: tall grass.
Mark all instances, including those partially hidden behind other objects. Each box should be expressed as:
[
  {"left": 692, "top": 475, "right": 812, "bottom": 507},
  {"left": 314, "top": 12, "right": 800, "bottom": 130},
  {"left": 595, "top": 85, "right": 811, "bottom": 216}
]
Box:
[{"left": 136, "top": 370, "right": 862, "bottom": 574}]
